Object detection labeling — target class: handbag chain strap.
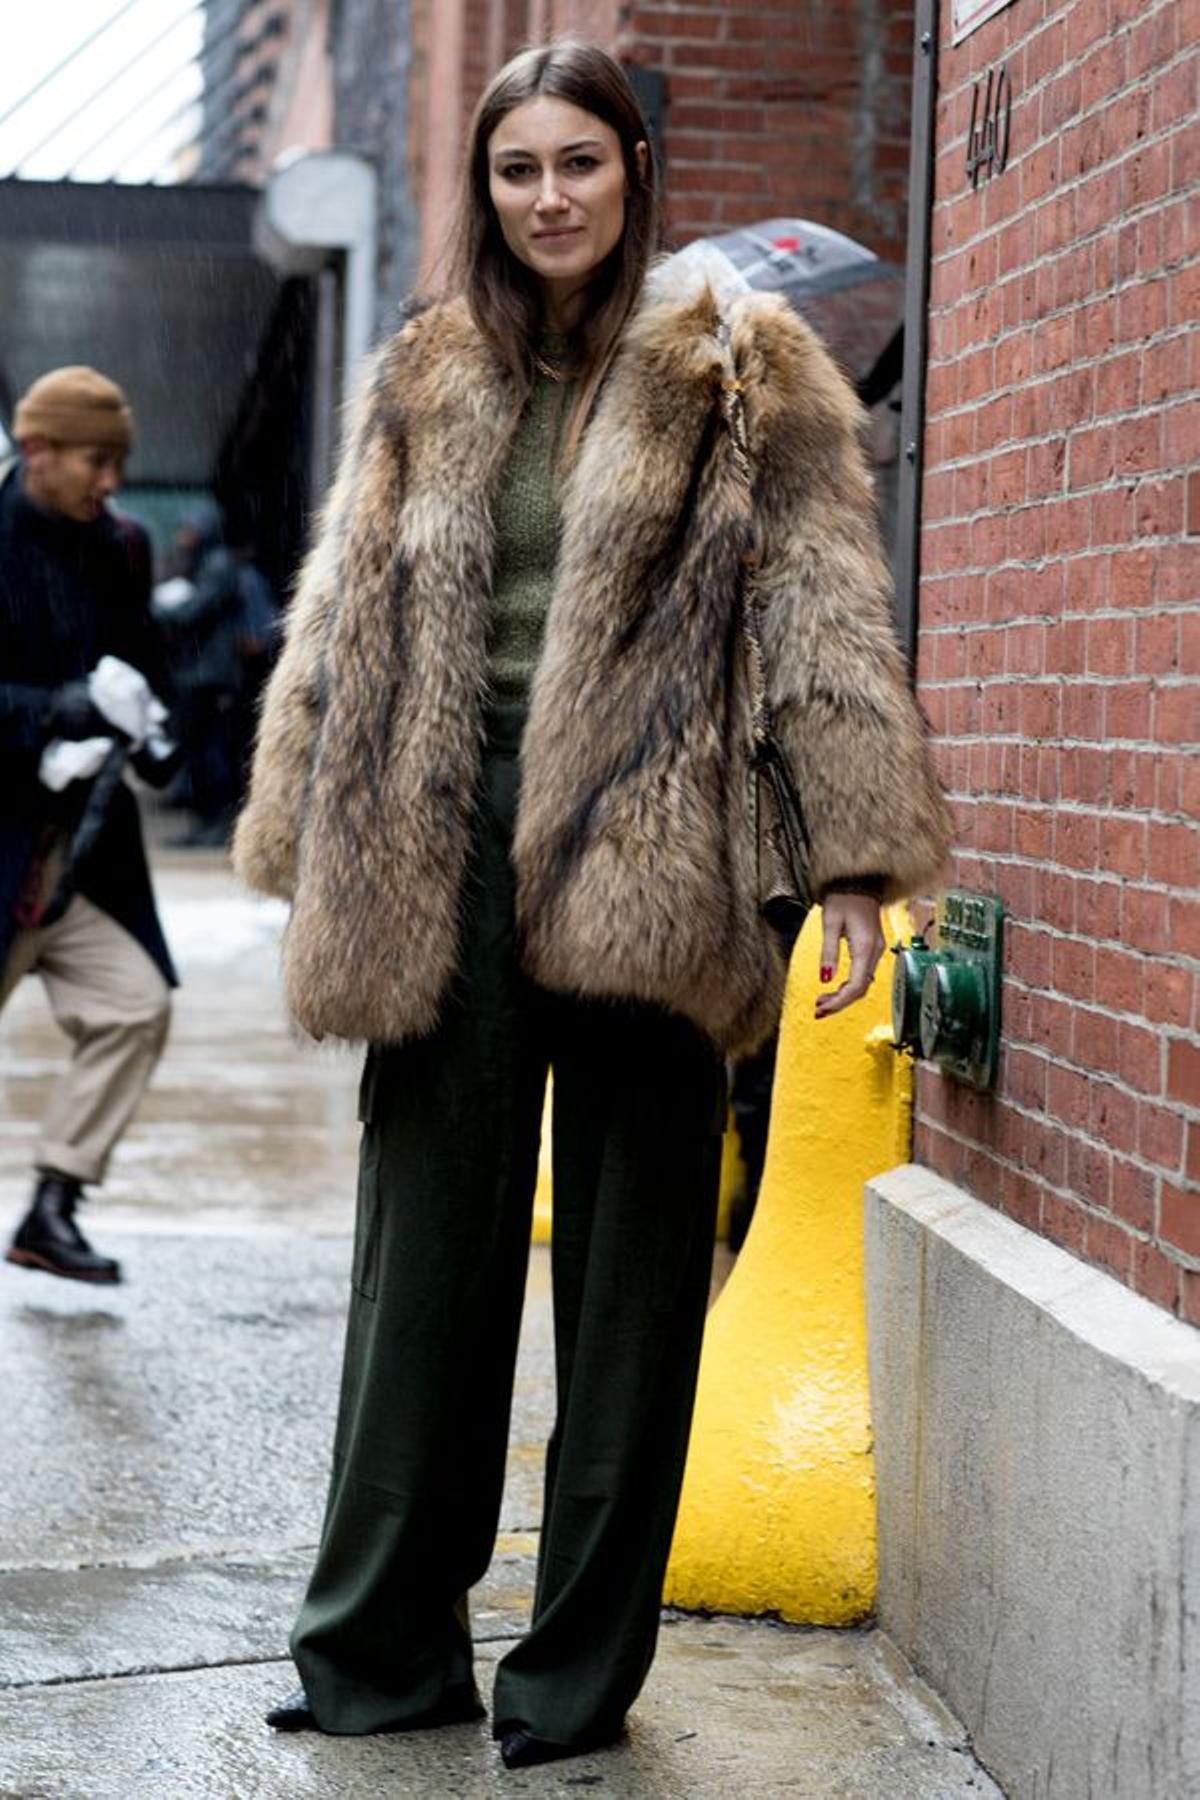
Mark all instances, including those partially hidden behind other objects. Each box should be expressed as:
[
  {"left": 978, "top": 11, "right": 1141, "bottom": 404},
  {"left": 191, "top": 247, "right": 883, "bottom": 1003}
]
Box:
[{"left": 716, "top": 314, "right": 773, "bottom": 757}]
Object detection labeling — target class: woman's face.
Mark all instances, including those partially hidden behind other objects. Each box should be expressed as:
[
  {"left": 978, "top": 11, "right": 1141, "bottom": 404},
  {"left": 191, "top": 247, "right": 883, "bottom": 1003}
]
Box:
[{"left": 487, "top": 96, "right": 643, "bottom": 310}]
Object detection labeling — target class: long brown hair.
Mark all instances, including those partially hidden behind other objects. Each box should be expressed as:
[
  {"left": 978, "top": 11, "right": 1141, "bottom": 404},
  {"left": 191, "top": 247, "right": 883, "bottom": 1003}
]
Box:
[{"left": 448, "top": 41, "right": 660, "bottom": 462}]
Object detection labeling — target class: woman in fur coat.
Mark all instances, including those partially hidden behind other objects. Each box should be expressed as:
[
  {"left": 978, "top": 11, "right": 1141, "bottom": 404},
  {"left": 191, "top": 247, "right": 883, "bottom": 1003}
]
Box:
[{"left": 235, "top": 40, "right": 951, "bottom": 1772}]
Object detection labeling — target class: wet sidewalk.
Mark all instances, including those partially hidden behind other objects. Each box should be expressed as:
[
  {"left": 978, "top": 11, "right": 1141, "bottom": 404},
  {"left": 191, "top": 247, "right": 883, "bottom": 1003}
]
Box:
[{"left": 0, "top": 855, "right": 1002, "bottom": 1799}]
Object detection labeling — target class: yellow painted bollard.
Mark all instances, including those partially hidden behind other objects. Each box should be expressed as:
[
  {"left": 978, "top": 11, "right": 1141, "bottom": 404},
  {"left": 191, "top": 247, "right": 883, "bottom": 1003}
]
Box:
[
  {"left": 664, "top": 903, "right": 914, "bottom": 1624},
  {"left": 533, "top": 1081, "right": 746, "bottom": 1246},
  {"left": 532, "top": 1081, "right": 553, "bottom": 1245}
]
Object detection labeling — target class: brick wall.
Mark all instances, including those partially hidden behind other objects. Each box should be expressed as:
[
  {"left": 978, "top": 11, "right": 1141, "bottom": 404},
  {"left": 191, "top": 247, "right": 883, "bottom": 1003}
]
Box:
[
  {"left": 618, "top": 0, "right": 913, "bottom": 258},
  {"left": 916, "top": 0, "right": 1199, "bottom": 1316},
  {"left": 412, "top": 0, "right": 910, "bottom": 272}
]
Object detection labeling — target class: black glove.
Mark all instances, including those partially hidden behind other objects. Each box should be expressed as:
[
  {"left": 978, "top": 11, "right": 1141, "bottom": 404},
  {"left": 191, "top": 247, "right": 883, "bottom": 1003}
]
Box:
[
  {"left": 130, "top": 738, "right": 183, "bottom": 788},
  {"left": 44, "top": 680, "right": 115, "bottom": 742}
]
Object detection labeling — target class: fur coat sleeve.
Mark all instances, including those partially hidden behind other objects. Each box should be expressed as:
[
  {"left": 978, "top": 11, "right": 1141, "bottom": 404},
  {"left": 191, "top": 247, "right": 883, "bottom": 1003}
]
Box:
[
  {"left": 231, "top": 346, "right": 404, "bottom": 900},
  {"left": 733, "top": 292, "right": 952, "bottom": 904}
]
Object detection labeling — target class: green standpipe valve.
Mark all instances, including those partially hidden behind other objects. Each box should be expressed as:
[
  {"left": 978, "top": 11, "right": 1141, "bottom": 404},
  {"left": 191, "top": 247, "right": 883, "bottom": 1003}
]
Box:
[
  {"left": 890, "top": 933, "right": 937, "bottom": 1052},
  {"left": 889, "top": 891, "right": 1003, "bottom": 1091}
]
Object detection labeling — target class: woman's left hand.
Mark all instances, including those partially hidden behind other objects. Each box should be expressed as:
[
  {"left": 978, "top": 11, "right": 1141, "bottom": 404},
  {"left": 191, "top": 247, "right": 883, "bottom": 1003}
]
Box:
[{"left": 815, "top": 893, "right": 886, "bottom": 1020}]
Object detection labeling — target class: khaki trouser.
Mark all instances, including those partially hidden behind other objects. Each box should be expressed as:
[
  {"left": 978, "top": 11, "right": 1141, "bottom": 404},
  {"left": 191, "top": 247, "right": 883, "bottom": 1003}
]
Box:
[{"left": 0, "top": 892, "right": 171, "bottom": 1187}]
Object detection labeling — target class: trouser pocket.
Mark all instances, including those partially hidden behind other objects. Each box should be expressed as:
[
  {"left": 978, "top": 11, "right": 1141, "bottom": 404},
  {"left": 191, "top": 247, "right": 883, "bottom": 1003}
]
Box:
[{"left": 351, "top": 1049, "right": 383, "bottom": 1301}]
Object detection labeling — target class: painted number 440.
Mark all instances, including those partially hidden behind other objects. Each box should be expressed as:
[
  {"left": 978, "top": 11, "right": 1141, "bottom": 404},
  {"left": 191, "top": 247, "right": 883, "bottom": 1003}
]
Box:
[{"left": 966, "top": 61, "right": 1012, "bottom": 186}]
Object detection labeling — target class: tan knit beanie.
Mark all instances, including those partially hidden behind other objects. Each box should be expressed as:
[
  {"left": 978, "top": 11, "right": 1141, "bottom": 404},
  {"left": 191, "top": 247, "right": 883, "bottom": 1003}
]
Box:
[{"left": 13, "top": 366, "right": 134, "bottom": 451}]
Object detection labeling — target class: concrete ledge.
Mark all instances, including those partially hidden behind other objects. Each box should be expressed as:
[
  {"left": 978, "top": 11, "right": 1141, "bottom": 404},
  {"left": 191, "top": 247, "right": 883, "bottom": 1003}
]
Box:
[{"left": 865, "top": 1164, "right": 1200, "bottom": 1800}]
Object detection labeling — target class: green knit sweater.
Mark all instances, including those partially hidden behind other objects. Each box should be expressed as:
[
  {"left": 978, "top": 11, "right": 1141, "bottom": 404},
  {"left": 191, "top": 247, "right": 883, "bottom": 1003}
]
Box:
[{"left": 487, "top": 343, "right": 574, "bottom": 707}]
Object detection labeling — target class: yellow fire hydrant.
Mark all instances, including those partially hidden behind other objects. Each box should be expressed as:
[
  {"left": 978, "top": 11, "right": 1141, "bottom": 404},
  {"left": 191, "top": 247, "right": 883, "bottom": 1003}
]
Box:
[{"left": 664, "top": 903, "right": 914, "bottom": 1624}]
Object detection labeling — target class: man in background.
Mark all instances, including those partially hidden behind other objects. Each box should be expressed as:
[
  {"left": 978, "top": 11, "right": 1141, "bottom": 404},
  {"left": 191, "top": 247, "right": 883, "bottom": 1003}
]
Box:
[{"left": 0, "top": 366, "right": 176, "bottom": 1285}]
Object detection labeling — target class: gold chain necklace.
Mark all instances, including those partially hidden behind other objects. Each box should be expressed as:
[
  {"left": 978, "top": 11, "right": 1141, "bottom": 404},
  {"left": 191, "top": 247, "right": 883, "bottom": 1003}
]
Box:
[{"left": 531, "top": 350, "right": 567, "bottom": 383}]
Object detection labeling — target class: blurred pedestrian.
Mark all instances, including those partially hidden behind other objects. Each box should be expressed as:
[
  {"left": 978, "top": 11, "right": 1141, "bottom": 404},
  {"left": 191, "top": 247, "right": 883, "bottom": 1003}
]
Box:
[
  {"left": 228, "top": 535, "right": 280, "bottom": 798},
  {"left": 154, "top": 499, "right": 245, "bottom": 846},
  {"left": 1, "top": 366, "right": 177, "bottom": 1285},
  {"left": 236, "top": 42, "right": 950, "bottom": 1770}
]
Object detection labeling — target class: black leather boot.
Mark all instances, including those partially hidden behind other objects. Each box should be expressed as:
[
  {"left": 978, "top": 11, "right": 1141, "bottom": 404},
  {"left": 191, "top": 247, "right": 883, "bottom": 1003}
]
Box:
[{"left": 6, "top": 1173, "right": 121, "bottom": 1284}]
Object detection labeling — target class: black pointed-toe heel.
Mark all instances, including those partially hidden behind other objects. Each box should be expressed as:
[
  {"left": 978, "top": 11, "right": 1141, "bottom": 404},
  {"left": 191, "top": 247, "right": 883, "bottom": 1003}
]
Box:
[
  {"left": 500, "top": 1728, "right": 573, "bottom": 1769},
  {"left": 265, "top": 1690, "right": 317, "bottom": 1731}
]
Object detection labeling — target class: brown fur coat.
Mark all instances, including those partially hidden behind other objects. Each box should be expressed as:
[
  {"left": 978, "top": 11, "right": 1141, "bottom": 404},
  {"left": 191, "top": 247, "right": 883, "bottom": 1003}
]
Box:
[{"left": 233, "top": 280, "right": 951, "bottom": 1054}]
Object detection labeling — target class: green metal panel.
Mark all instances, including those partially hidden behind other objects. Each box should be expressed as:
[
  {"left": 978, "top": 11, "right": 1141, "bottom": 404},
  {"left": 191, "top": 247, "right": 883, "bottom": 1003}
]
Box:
[{"left": 891, "top": 890, "right": 1004, "bottom": 1091}]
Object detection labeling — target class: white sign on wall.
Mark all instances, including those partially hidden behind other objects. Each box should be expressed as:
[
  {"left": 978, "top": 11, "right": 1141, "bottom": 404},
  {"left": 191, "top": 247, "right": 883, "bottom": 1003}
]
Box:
[{"left": 953, "top": 0, "right": 1018, "bottom": 42}]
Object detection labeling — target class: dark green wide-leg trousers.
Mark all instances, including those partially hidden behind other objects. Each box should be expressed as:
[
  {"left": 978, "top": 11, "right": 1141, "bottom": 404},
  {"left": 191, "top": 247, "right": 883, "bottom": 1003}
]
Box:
[{"left": 290, "top": 712, "right": 725, "bottom": 1749}]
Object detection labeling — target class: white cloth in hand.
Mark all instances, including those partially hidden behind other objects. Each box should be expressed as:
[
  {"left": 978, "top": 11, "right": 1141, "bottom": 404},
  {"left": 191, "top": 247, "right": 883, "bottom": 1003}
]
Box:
[
  {"left": 87, "top": 656, "right": 163, "bottom": 744},
  {"left": 39, "top": 737, "right": 115, "bottom": 792},
  {"left": 38, "top": 657, "right": 175, "bottom": 791}
]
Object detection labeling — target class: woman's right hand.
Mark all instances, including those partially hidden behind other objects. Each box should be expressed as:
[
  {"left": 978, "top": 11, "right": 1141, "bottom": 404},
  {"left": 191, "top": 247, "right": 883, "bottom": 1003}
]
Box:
[{"left": 814, "top": 893, "right": 886, "bottom": 1020}]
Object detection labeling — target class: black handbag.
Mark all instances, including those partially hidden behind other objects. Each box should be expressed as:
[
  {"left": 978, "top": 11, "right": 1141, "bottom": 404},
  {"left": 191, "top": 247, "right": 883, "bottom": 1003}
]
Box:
[{"left": 717, "top": 315, "right": 814, "bottom": 940}]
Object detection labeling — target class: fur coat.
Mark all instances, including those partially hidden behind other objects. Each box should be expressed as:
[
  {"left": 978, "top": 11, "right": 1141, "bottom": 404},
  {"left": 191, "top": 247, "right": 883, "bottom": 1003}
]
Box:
[{"left": 233, "top": 278, "right": 951, "bottom": 1055}]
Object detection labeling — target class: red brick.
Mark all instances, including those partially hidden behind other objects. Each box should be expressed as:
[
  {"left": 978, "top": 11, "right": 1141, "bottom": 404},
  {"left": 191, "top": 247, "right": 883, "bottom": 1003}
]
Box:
[
  {"left": 1145, "top": 965, "right": 1195, "bottom": 1030},
  {"left": 1159, "top": 749, "right": 1195, "bottom": 815},
  {"left": 1123, "top": 886, "right": 1170, "bottom": 955},
  {"left": 1007, "top": 1045, "right": 1049, "bottom": 1111},
  {"left": 1139, "top": 1102, "right": 1185, "bottom": 1172},
  {"left": 1135, "top": 614, "right": 1181, "bottom": 675},
  {"left": 1001, "top": 1166, "right": 1043, "bottom": 1232},
  {"left": 1038, "top": 868, "right": 1078, "bottom": 933},
  {"left": 1119, "top": 1021, "right": 1164, "bottom": 1096},
  {"left": 1161, "top": 1182, "right": 1200, "bottom": 1259},
  {"left": 1063, "top": 556, "right": 1110, "bottom": 614},
  {"left": 1115, "top": 414, "right": 1164, "bottom": 477},
  {"left": 1097, "top": 814, "right": 1148, "bottom": 881},
  {"left": 1109, "top": 548, "right": 1157, "bottom": 609},
  {"left": 1104, "top": 682, "right": 1153, "bottom": 740},
  {"left": 1060, "top": 747, "right": 1106, "bottom": 806},
  {"left": 1131, "top": 1239, "right": 1179, "bottom": 1311},
  {"left": 1043, "top": 619, "right": 1086, "bottom": 675},
  {"left": 1095, "top": 352, "right": 1141, "bottom": 418},
  {"left": 1070, "top": 424, "right": 1114, "bottom": 489},
  {"left": 1094, "top": 947, "right": 1146, "bottom": 1015},
  {"left": 1091, "top": 484, "right": 1136, "bottom": 547},
  {"left": 1043, "top": 1191, "right": 1088, "bottom": 1257},
  {"left": 1073, "top": 1007, "right": 1120, "bottom": 1077},
  {"left": 1167, "top": 1038, "right": 1200, "bottom": 1109},
  {"left": 1054, "top": 809, "right": 1101, "bottom": 870},
  {"left": 1135, "top": 477, "right": 1186, "bottom": 540},
  {"left": 1128, "top": 3, "right": 1179, "bottom": 78},
  {"left": 1068, "top": 1136, "right": 1113, "bottom": 1208},
  {"left": 1086, "top": 617, "right": 1135, "bottom": 676},
  {"left": 1085, "top": 1213, "right": 1133, "bottom": 1283},
  {"left": 1148, "top": 820, "right": 1195, "bottom": 885},
  {"left": 1030, "top": 993, "right": 1076, "bottom": 1060},
  {"left": 1015, "top": 808, "right": 1054, "bottom": 859},
  {"left": 1077, "top": 880, "right": 1123, "bottom": 941},
  {"left": 1154, "top": 686, "right": 1199, "bottom": 745},
  {"left": 1181, "top": 1269, "right": 1200, "bottom": 1329},
  {"left": 1117, "top": 279, "right": 1170, "bottom": 346},
  {"left": 1047, "top": 1060, "right": 1091, "bottom": 1132},
  {"left": 1123, "top": 139, "right": 1172, "bottom": 212},
  {"left": 1090, "top": 1081, "right": 1139, "bottom": 1157}
]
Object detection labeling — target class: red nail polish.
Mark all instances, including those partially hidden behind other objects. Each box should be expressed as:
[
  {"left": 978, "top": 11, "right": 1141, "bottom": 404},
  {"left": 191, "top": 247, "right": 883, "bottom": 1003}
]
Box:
[{"left": 820, "top": 965, "right": 832, "bottom": 982}]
